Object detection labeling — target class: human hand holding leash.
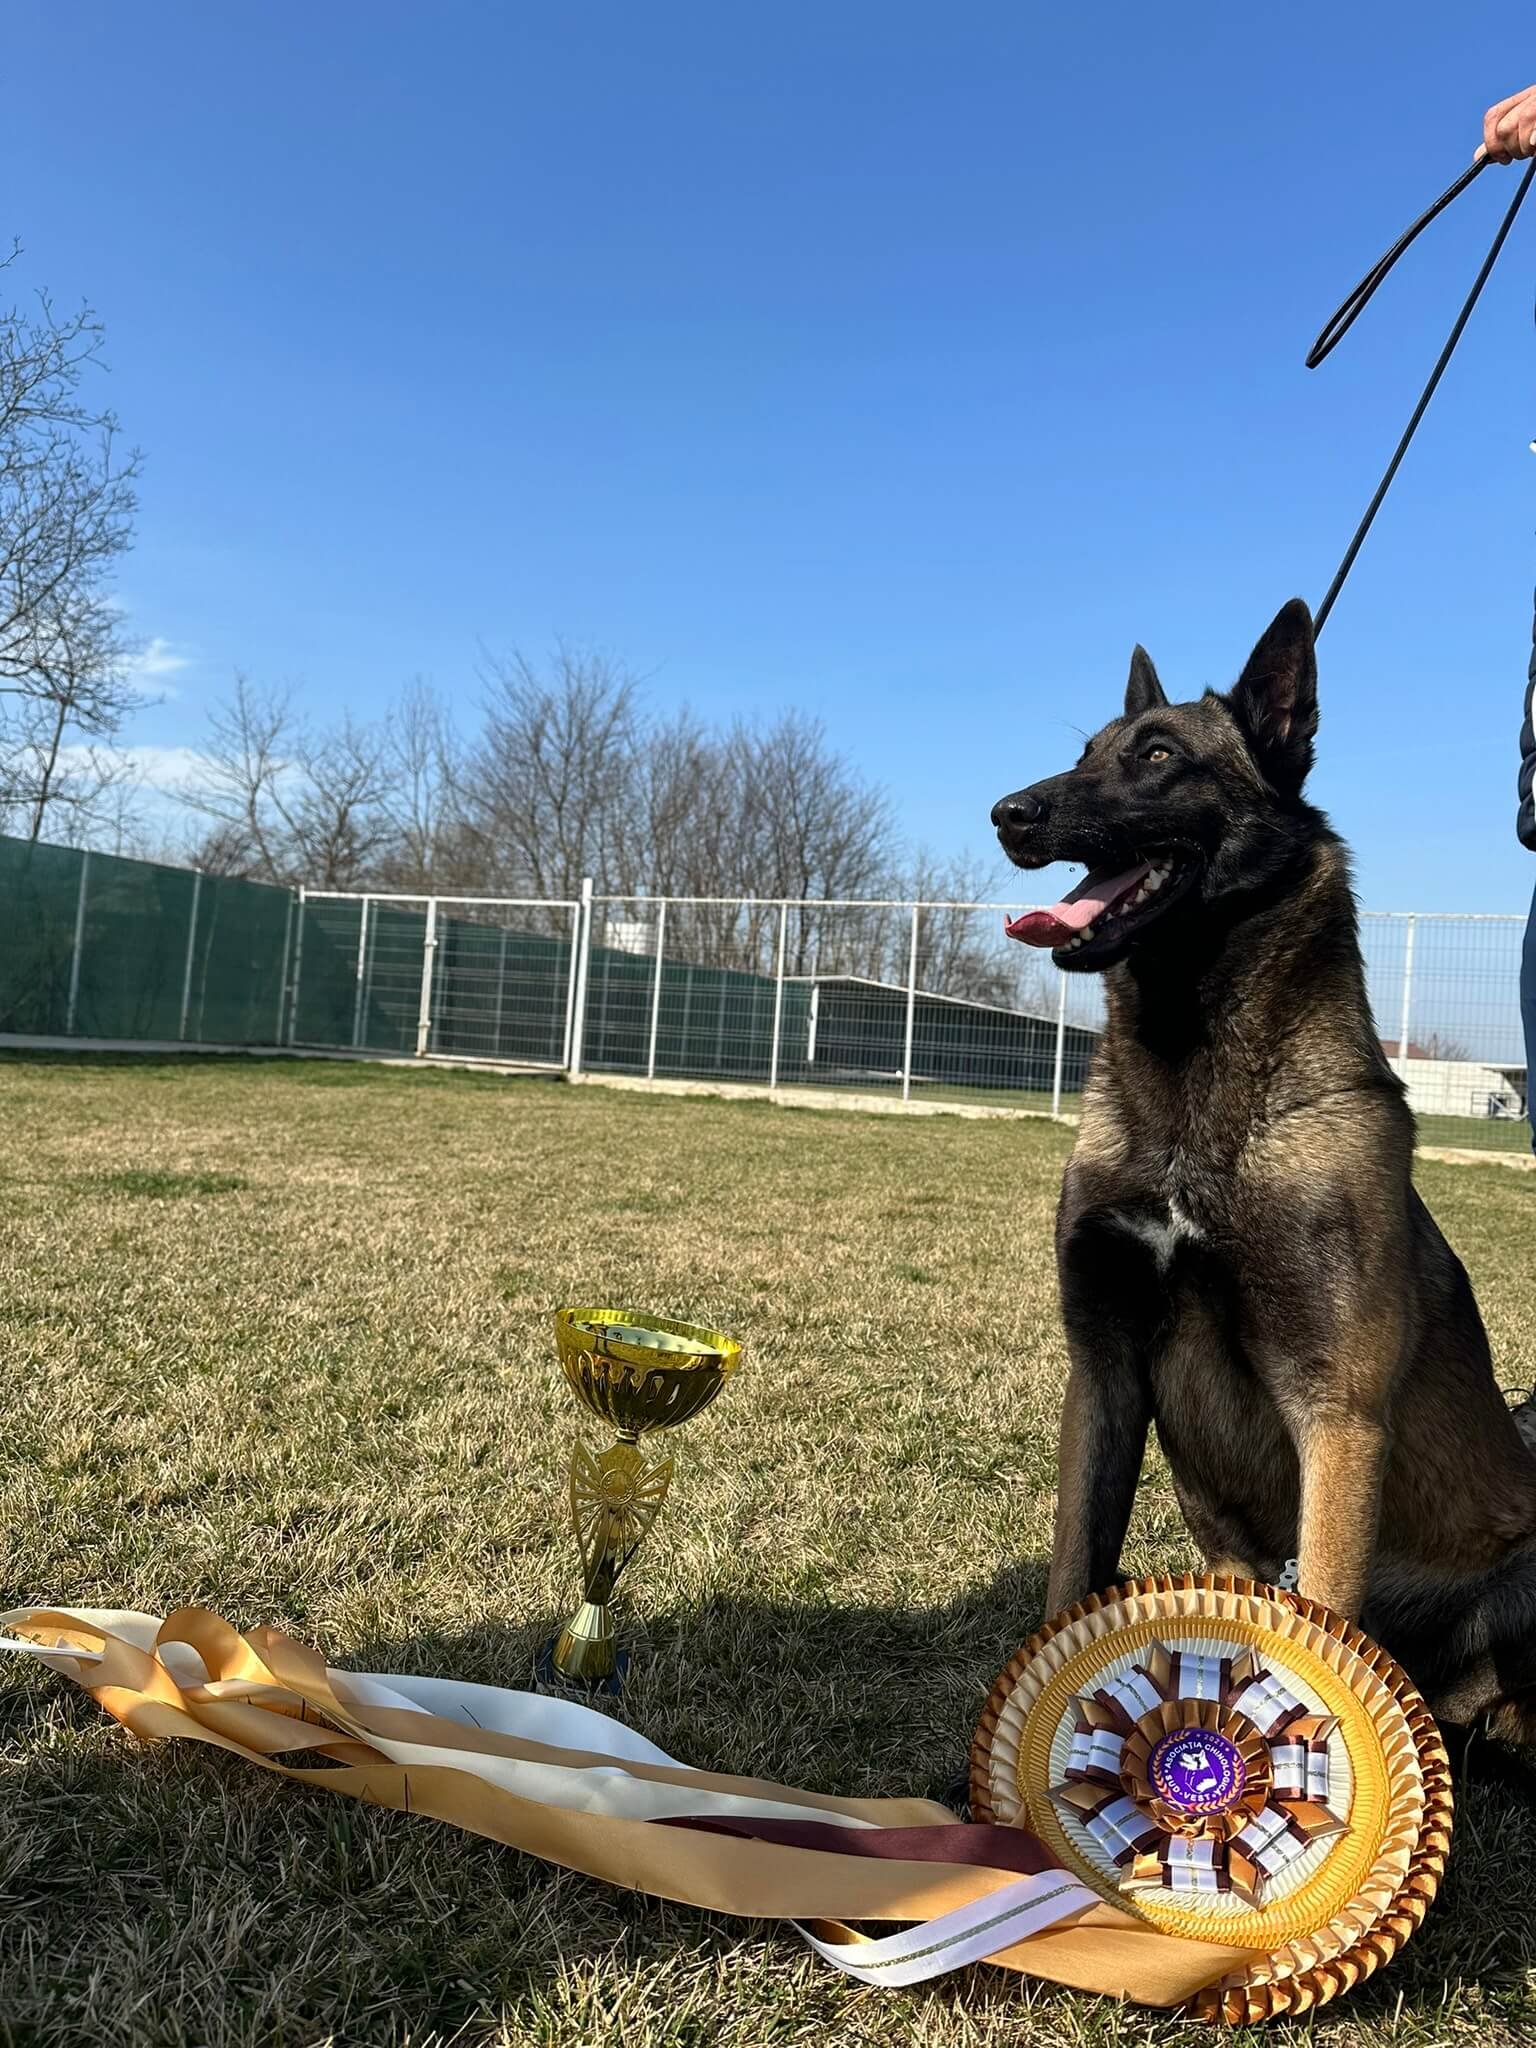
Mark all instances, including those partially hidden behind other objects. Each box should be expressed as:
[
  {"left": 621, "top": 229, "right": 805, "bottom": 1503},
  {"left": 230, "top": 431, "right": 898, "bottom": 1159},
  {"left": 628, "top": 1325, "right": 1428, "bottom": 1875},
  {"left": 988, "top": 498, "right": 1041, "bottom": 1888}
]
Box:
[{"left": 1481, "top": 83, "right": 1536, "bottom": 163}]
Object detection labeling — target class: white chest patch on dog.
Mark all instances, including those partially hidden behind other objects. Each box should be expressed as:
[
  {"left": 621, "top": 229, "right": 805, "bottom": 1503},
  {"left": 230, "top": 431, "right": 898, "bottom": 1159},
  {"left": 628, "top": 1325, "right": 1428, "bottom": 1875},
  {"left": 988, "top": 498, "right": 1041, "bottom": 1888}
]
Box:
[{"left": 1104, "top": 1204, "right": 1200, "bottom": 1270}]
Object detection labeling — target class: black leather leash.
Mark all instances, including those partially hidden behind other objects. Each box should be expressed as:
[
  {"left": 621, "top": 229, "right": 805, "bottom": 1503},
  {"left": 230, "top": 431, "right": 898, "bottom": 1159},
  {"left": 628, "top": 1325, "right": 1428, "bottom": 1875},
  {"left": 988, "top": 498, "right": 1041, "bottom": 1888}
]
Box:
[{"left": 1307, "top": 154, "right": 1536, "bottom": 635}]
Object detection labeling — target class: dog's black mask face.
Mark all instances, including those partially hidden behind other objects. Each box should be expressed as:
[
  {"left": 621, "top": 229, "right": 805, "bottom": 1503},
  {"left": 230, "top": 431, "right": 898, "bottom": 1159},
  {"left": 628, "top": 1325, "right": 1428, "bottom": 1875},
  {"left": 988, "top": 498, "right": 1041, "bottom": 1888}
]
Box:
[{"left": 992, "top": 599, "right": 1320, "bottom": 972}]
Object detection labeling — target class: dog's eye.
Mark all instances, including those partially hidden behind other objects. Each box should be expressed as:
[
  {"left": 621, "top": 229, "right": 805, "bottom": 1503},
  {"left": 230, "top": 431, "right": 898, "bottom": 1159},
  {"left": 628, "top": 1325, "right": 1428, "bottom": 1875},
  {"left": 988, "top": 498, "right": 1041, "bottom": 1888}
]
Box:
[{"left": 1142, "top": 744, "right": 1173, "bottom": 763}]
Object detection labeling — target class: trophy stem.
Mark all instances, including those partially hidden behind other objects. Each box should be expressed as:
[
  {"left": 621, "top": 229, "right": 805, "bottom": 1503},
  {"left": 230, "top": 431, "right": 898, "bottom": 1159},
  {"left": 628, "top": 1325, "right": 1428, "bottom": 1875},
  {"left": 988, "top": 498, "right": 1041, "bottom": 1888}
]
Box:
[{"left": 547, "top": 1433, "right": 673, "bottom": 1688}]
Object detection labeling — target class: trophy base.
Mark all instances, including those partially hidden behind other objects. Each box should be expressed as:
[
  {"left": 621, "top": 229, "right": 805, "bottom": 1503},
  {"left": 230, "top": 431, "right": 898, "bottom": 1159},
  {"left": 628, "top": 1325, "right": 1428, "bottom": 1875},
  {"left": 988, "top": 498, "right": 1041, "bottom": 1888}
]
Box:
[
  {"left": 537, "top": 1599, "right": 630, "bottom": 1696},
  {"left": 534, "top": 1635, "right": 629, "bottom": 1697}
]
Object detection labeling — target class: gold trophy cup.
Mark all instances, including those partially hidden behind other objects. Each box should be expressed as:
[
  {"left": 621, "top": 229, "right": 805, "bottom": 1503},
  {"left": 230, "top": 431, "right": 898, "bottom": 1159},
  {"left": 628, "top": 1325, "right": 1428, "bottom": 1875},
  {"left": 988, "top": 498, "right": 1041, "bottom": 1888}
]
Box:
[{"left": 544, "top": 1307, "right": 742, "bottom": 1688}]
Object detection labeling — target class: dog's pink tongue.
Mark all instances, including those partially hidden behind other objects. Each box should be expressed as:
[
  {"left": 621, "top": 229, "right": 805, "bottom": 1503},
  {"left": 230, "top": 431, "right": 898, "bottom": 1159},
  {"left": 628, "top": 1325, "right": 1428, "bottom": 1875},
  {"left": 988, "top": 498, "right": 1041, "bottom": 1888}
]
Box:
[{"left": 1003, "top": 862, "right": 1151, "bottom": 947}]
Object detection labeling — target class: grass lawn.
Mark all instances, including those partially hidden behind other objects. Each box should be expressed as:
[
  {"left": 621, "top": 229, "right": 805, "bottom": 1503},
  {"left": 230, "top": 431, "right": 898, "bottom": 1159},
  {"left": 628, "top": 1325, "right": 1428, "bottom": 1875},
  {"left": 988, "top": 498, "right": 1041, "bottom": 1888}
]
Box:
[
  {"left": 1413, "top": 1111, "right": 1533, "bottom": 1155},
  {"left": 1, "top": 1054, "right": 1534, "bottom": 2048}
]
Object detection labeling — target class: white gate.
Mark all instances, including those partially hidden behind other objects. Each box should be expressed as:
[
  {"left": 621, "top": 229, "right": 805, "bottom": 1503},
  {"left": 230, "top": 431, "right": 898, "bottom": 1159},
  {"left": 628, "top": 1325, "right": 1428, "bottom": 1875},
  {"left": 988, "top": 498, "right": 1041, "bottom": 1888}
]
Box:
[{"left": 290, "top": 890, "right": 582, "bottom": 1069}]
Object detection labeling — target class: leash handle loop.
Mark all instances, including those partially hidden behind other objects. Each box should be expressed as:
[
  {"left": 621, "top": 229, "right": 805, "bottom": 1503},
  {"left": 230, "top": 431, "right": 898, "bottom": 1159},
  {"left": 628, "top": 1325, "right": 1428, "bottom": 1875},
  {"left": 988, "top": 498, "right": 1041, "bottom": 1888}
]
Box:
[
  {"left": 1306, "top": 157, "right": 1490, "bottom": 368},
  {"left": 1308, "top": 156, "right": 1536, "bottom": 635}
]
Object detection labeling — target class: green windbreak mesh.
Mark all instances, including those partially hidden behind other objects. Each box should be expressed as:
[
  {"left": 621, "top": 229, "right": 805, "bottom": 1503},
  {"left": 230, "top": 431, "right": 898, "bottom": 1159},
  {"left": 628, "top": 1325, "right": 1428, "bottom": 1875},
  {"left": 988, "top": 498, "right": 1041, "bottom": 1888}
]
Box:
[
  {"left": 291, "top": 897, "right": 364, "bottom": 1048},
  {"left": 363, "top": 903, "right": 430, "bottom": 1052},
  {"left": 429, "top": 921, "right": 572, "bottom": 1064},
  {"left": 76, "top": 856, "right": 198, "bottom": 1040},
  {"left": 291, "top": 898, "right": 426, "bottom": 1053},
  {"left": 786, "top": 983, "right": 1097, "bottom": 1095},
  {"left": 290, "top": 900, "right": 571, "bottom": 1060},
  {"left": 184, "top": 874, "right": 294, "bottom": 1044},
  {"left": 0, "top": 833, "right": 297, "bottom": 1045},
  {"left": 0, "top": 837, "right": 85, "bottom": 1034}
]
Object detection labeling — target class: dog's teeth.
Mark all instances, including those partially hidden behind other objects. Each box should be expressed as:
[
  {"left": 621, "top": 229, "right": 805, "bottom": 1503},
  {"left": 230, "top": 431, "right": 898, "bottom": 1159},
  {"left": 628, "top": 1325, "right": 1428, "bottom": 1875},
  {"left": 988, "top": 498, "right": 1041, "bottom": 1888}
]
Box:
[{"left": 1145, "top": 871, "right": 1164, "bottom": 893}]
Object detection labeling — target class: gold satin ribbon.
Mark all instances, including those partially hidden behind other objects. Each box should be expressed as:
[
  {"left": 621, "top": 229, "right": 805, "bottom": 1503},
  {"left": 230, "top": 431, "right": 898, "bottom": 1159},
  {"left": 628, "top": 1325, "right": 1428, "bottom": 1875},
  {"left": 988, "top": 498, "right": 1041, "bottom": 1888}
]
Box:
[{"left": 5, "top": 1607, "right": 1260, "bottom": 2007}]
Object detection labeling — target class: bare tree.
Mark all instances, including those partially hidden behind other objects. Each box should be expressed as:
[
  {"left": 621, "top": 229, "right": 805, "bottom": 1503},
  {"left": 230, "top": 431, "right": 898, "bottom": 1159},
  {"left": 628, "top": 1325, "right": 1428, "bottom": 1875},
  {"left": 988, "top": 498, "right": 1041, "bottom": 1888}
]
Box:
[
  {"left": 730, "top": 713, "right": 895, "bottom": 907},
  {"left": 181, "top": 675, "right": 391, "bottom": 888},
  {"left": 181, "top": 675, "right": 294, "bottom": 880},
  {"left": 0, "top": 245, "right": 141, "bottom": 840},
  {"left": 72, "top": 749, "right": 155, "bottom": 859},
  {"left": 374, "top": 678, "right": 459, "bottom": 891},
  {"left": 459, "top": 645, "right": 644, "bottom": 898}
]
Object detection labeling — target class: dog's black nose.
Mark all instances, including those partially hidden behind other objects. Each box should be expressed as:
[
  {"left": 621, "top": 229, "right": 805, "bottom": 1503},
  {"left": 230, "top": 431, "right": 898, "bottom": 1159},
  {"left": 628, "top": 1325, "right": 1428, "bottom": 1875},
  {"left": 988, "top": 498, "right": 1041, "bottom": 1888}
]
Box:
[{"left": 991, "top": 789, "right": 1045, "bottom": 830}]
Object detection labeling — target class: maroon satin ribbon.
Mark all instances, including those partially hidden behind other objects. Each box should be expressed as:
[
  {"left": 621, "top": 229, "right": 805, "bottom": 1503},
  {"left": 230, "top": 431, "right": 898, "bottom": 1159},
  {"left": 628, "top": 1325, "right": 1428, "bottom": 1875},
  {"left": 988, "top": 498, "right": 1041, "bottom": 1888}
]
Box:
[{"left": 660, "top": 1813, "right": 1063, "bottom": 1878}]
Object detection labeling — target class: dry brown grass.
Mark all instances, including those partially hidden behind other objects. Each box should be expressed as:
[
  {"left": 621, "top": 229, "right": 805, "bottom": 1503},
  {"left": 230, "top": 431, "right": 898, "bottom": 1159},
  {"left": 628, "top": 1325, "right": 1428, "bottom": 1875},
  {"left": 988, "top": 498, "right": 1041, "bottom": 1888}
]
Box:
[{"left": 0, "top": 1053, "right": 1533, "bottom": 2048}]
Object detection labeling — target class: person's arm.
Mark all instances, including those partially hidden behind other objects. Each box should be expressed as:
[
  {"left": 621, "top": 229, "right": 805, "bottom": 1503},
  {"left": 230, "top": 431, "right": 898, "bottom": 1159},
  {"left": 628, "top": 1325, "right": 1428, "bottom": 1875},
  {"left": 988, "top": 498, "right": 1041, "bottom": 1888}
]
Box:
[
  {"left": 1483, "top": 86, "right": 1536, "bottom": 162},
  {"left": 1521, "top": 605, "right": 1536, "bottom": 851}
]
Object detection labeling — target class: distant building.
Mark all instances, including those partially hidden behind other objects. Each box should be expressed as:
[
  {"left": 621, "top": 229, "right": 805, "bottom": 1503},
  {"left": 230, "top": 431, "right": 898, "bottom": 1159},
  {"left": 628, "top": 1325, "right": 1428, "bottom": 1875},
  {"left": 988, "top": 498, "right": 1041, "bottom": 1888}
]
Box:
[{"left": 1380, "top": 1041, "right": 1525, "bottom": 1122}]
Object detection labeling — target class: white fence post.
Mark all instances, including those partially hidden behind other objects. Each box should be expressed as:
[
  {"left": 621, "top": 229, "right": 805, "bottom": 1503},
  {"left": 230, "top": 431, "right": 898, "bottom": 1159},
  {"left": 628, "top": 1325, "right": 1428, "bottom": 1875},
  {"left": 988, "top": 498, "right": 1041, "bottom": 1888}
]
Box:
[
  {"left": 646, "top": 897, "right": 668, "bottom": 1082},
  {"left": 901, "top": 904, "right": 920, "bottom": 1101},
  {"left": 1395, "top": 914, "right": 1417, "bottom": 1076},
  {"left": 351, "top": 895, "right": 372, "bottom": 1049},
  {"left": 415, "top": 897, "right": 439, "bottom": 1057},
  {"left": 493, "top": 924, "right": 509, "bottom": 1058},
  {"left": 1051, "top": 968, "right": 1068, "bottom": 1118},
  {"left": 178, "top": 871, "right": 203, "bottom": 1041},
  {"left": 274, "top": 895, "right": 292, "bottom": 1045},
  {"left": 768, "top": 900, "right": 788, "bottom": 1091},
  {"left": 569, "top": 877, "right": 595, "bottom": 1077},
  {"left": 560, "top": 901, "right": 581, "bottom": 1071},
  {"left": 65, "top": 850, "right": 91, "bottom": 1035},
  {"left": 286, "top": 884, "right": 307, "bottom": 1048}
]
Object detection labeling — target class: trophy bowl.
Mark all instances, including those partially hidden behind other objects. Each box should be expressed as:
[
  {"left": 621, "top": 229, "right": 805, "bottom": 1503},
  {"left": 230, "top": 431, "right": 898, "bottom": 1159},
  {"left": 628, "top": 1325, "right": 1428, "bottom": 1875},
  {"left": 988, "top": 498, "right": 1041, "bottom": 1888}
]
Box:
[
  {"left": 554, "top": 1308, "right": 741, "bottom": 1438},
  {"left": 544, "top": 1308, "right": 742, "bottom": 1689}
]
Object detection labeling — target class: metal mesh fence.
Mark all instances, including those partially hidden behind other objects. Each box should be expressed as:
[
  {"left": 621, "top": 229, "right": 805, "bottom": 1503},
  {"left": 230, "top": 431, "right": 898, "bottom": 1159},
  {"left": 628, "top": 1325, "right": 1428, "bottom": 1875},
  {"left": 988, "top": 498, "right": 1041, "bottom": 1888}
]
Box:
[
  {"left": 573, "top": 897, "right": 1107, "bottom": 1107},
  {"left": 294, "top": 894, "right": 579, "bottom": 1065},
  {"left": 1358, "top": 913, "right": 1528, "bottom": 1150},
  {"left": 0, "top": 833, "right": 1529, "bottom": 1154}
]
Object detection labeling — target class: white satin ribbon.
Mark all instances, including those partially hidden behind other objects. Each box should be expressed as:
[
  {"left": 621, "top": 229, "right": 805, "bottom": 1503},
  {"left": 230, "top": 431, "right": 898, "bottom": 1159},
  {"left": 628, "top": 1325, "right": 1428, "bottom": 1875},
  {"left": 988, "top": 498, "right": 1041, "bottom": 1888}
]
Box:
[
  {"left": 0, "top": 1618, "right": 875, "bottom": 1834},
  {"left": 798, "top": 1869, "right": 1101, "bottom": 1985},
  {"left": 0, "top": 1610, "right": 1101, "bottom": 1987}
]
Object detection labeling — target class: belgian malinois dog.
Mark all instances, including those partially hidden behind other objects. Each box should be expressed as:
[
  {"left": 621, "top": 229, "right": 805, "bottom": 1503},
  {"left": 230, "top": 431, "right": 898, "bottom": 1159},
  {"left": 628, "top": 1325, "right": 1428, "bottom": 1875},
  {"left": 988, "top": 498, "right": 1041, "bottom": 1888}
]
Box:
[{"left": 992, "top": 598, "right": 1536, "bottom": 1743}]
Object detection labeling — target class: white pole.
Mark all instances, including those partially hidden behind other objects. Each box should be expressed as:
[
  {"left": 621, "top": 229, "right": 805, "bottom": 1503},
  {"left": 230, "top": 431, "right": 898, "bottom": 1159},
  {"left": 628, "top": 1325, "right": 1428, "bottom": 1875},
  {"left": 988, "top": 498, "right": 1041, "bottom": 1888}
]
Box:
[
  {"left": 901, "top": 904, "right": 920, "bottom": 1102},
  {"left": 768, "top": 901, "right": 788, "bottom": 1090},
  {"left": 1396, "top": 915, "right": 1416, "bottom": 1077},
  {"left": 351, "top": 895, "right": 372, "bottom": 1048},
  {"left": 1051, "top": 969, "right": 1068, "bottom": 1117},
  {"left": 415, "top": 897, "right": 439, "bottom": 1057},
  {"left": 493, "top": 924, "right": 509, "bottom": 1058},
  {"left": 179, "top": 871, "right": 203, "bottom": 1041},
  {"left": 646, "top": 897, "right": 667, "bottom": 1081},
  {"left": 286, "top": 886, "right": 306, "bottom": 1044},
  {"left": 561, "top": 901, "right": 581, "bottom": 1071},
  {"left": 65, "top": 850, "right": 91, "bottom": 1035},
  {"left": 569, "top": 877, "right": 595, "bottom": 1077},
  {"left": 276, "top": 892, "right": 294, "bottom": 1042}
]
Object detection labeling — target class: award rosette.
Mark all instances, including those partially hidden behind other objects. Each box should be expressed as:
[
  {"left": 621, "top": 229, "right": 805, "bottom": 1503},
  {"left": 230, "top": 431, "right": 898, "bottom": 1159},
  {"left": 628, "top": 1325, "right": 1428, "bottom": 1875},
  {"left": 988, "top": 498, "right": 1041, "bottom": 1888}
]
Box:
[
  {"left": 1, "top": 1573, "right": 1451, "bottom": 2022},
  {"left": 970, "top": 1574, "right": 1454, "bottom": 2022}
]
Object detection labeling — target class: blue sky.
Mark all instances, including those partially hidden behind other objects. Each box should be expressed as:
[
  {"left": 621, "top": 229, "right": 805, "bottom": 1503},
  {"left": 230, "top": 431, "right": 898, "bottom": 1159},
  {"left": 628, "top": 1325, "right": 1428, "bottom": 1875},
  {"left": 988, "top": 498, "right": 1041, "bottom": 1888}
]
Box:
[{"left": 8, "top": 3, "right": 1536, "bottom": 912}]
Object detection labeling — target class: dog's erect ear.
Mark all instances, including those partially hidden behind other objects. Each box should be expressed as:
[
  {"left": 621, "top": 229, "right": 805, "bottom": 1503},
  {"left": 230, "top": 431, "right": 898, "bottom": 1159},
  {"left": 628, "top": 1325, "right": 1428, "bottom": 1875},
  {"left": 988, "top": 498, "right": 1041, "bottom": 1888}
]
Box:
[
  {"left": 1124, "top": 645, "right": 1167, "bottom": 719},
  {"left": 1228, "top": 598, "right": 1318, "bottom": 794}
]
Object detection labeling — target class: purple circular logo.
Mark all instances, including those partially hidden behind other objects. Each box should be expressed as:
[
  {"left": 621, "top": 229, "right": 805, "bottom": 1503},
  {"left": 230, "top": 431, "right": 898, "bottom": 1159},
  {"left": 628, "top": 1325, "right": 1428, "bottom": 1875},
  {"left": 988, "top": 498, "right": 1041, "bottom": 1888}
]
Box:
[{"left": 1149, "top": 1728, "right": 1246, "bottom": 1815}]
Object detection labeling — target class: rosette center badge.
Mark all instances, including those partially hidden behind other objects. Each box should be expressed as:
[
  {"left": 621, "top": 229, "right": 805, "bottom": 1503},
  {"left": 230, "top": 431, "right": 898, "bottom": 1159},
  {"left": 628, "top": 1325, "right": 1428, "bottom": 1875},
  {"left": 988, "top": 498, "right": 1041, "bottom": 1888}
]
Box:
[{"left": 1149, "top": 1728, "right": 1247, "bottom": 1816}]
